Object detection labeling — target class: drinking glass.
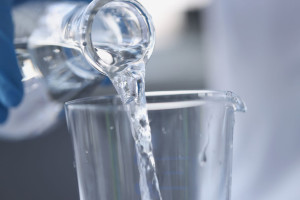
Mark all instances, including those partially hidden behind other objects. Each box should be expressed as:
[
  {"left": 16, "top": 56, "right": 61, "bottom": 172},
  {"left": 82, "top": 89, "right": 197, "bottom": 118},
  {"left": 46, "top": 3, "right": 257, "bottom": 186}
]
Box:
[{"left": 65, "top": 90, "right": 246, "bottom": 200}]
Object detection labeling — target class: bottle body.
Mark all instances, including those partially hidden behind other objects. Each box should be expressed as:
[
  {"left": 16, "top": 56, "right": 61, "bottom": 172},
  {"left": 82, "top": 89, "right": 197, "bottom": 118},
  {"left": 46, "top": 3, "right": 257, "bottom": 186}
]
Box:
[
  {"left": 0, "top": 2, "right": 106, "bottom": 140},
  {"left": 1, "top": 0, "right": 154, "bottom": 140},
  {"left": 26, "top": 2, "right": 103, "bottom": 101}
]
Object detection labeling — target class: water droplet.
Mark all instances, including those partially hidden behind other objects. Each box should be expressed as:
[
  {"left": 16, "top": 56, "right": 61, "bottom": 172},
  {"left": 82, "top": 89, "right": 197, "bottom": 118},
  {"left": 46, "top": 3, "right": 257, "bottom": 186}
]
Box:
[
  {"left": 140, "top": 119, "right": 147, "bottom": 127},
  {"left": 200, "top": 136, "right": 209, "bottom": 167},
  {"left": 200, "top": 153, "right": 207, "bottom": 167}
]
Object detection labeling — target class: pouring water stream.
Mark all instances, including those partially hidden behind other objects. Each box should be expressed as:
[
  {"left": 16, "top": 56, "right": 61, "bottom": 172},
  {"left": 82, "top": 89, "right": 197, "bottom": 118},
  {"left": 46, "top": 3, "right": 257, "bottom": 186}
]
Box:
[{"left": 86, "top": 1, "right": 162, "bottom": 199}]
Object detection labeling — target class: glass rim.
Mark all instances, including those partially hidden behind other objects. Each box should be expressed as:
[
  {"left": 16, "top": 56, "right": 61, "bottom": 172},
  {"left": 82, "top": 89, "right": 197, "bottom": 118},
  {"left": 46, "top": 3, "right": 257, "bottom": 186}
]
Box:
[{"left": 65, "top": 90, "right": 246, "bottom": 112}]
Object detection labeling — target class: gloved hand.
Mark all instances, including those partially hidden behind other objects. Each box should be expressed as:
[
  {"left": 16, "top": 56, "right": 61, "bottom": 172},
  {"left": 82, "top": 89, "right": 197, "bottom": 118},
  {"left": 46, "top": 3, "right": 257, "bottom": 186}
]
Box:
[
  {"left": 0, "top": 0, "right": 24, "bottom": 123},
  {"left": 0, "top": 0, "right": 92, "bottom": 123}
]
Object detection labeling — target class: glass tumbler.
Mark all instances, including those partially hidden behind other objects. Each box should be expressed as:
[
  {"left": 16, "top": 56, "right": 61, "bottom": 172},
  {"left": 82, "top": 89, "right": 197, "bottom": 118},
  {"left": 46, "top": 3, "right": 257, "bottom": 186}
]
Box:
[{"left": 65, "top": 91, "right": 246, "bottom": 200}]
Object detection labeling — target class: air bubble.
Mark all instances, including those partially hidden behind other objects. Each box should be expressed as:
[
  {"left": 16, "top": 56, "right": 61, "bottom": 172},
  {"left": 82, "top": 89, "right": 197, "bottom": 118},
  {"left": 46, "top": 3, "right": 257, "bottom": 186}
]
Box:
[{"left": 140, "top": 119, "right": 147, "bottom": 127}]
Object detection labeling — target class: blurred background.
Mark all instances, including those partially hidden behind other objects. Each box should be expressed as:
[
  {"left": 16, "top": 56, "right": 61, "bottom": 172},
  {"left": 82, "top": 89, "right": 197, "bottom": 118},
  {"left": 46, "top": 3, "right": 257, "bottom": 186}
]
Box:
[{"left": 1, "top": 0, "right": 300, "bottom": 199}]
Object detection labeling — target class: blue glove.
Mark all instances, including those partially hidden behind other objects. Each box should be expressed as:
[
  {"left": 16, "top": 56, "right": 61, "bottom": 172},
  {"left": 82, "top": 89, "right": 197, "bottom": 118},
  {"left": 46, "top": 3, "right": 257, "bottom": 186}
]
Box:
[
  {"left": 0, "top": 0, "right": 92, "bottom": 123},
  {"left": 0, "top": 0, "right": 23, "bottom": 123}
]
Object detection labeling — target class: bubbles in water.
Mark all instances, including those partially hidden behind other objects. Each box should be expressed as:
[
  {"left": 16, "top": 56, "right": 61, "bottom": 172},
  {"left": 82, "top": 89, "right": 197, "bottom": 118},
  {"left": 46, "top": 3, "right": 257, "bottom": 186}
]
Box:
[{"left": 140, "top": 119, "right": 147, "bottom": 127}]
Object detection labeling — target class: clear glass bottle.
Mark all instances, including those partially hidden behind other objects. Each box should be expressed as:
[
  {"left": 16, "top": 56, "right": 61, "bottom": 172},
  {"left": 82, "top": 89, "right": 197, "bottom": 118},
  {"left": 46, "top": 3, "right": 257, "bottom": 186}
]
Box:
[{"left": 0, "top": 0, "right": 154, "bottom": 140}]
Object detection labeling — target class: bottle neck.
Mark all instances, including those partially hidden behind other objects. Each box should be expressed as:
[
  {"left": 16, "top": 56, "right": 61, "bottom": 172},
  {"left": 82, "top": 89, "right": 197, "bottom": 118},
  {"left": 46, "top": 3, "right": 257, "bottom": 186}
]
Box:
[
  {"left": 62, "top": 4, "right": 88, "bottom": 48},
  {"left": 64, "top": 0, "right": 155, "bottom": 77},
  {"left": 64, "top": 0, "right": 114, "bottom": 76}
]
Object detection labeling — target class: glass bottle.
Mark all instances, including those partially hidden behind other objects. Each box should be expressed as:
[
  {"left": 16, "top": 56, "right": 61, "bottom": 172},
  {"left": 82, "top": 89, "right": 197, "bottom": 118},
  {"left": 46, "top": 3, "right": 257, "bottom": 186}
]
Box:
[{"left": 0, "top": 0, "right": 154, "bottom": 140}]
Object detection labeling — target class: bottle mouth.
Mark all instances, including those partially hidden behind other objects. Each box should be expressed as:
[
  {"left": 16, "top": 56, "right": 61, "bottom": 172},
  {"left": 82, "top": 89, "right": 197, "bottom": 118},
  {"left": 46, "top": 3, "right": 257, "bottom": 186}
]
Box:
[{"left": 79, "top": 0, "right": 155, "bottom": 76}]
